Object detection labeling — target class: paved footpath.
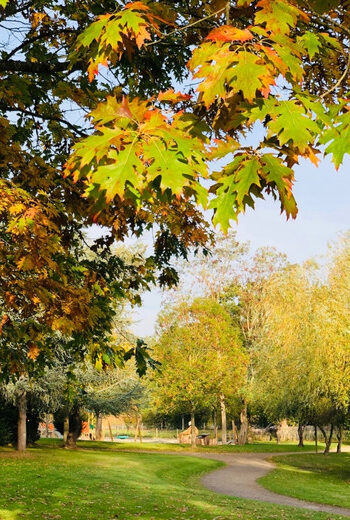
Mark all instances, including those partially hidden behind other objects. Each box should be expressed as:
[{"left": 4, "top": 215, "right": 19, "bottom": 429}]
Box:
[{"left": 194, "top": 451, "right": 350, "bottom": 517}]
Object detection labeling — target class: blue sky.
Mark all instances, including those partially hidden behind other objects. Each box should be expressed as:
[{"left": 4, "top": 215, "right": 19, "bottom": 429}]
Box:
[{"left": 131, "top": 156, "right": 350, "bottom": 337}]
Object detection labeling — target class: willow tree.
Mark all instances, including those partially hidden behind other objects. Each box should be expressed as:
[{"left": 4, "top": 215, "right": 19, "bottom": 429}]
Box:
[{"left": 150, "top": 298, "right": 247, "bottom": 446}]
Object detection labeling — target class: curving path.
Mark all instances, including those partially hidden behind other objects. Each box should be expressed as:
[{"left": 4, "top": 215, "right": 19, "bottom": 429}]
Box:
[{"left": 194, "top": 451, "right": 350, "bottom": 517}]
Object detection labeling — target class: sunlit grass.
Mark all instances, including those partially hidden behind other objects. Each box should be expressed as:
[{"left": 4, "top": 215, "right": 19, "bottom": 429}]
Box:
[
  {"left": 0, "top": 445, "right": 346, "bottom": 520},
  {"left": 38, "top": 437, "right": 322, "bottom": 453},
  {"left": 260, "top": 453, "right": 350, "bottom": 508}
]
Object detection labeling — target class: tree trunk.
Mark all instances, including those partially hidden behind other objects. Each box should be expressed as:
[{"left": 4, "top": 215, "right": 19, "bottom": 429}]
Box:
[
  {"left": 232, "top": 419, "right": 238, "bottom": 444},
  {"left": 213, "top": 410, "right": 218, "bottom": 442},
  {"left": 298, "top": 422, "right": 305, "bottom": 447},
  {"left": 108, "top": 421, "right": 114, "bottom": 442},
  {"left": 17, "top": 391, "right": 27, "bottom": 452},
  {"left": 336, "top": 425, "right": 343, "bottom": 454},
  {"left": 95, "top": 412, "right": 103, "bottom": 441},
  {"left": 134, "top": 411, "right": 143, "bottom": 442},
  {"left": 65, "top": 406, "right": 82, "bottom": 449},
  {"left": 238, "top": 403, "right": 249, "bottom": 445},
  {"left": 190, "top": 411, "right": 196, "bottom": 448},
  {"left": 63, "top": 416, "right": 69, "bottom": 444},
  {"left": 314, "top": 425, "right": 318, "bottom": 453},
  {"left": 220, "top": 394, "right": 227, "bottom": 445},
  {"left": 181, "top": 415, "right": 185, "bottom": 431},
  {"left": 276, "top": 419, "right": 288, "bottom": 444},
  {"left": 319, "top": 424, "right": 334, "bottom": 454}
]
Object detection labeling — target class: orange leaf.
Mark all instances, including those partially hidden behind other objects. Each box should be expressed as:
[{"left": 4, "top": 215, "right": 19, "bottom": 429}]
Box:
[
  {"left": 206, "top": 26, "right": 254, "bottom": 42},
  {"left": 125, "top": 1, "right": 150, "bottom": 11},
  {"left": 28, "top": 344, "right": 40, "bottom": 360},
  {"left": 158, "top": 89, "right": 191, "bottom": 103}
]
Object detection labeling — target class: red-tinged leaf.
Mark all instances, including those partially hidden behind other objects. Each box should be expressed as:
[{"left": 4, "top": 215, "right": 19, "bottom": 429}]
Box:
[
  {"left": 117, "top": 96, "right": 134, "bottom": 119},
  {"left": 87, "top": 57, "right": 108, "bottom": 83},
  {"left": 125, "top": 1, "right": 150, "bottom": 11},
  {"left": 255, "top": 0, "right": 306, "bottom": 35},
  {"left": 158, "top": 89, "right": 191, "bottom": 103},
  {"left": 206, "top": 25, "right": 254, "bottom": 42}
]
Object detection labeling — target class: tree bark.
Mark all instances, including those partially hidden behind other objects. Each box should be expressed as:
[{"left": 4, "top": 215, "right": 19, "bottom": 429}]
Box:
[
  {"left": 190, "top": 410, "right": 196, "bottom": 448},
  {"left": 276, "top": 419, "right": 288, "bottom": 444},
  {"left": 213, "top": 410, "right": 218, "bottom": 442},
  {"left": 314, "top": 425, "right": 318, "bottom": 454},
  {"left": 95, "top": 413, "right": 103, "bottom": 441},
  {"left": 336, "top": 425, "right": 343, "bottom": 453},
  {"left": 319, "top": 424, "right": 334, "bottom": 454},
  {"left": 17, "top": 391, "right": 27, "bottom": 452},
  {"left": 134, "top": 411, "right": 143, "bottom": 443},
  {"left": 65, "top": 406, "right": 82, "bottom": 449},
  {"left": 63, "top": 416, "right": 69, "bottom": 444},
  {"left": 108, "top": 421, "right": 114, "bottom": 442},
  {"left": 298, "top": 422, "right": 305, "bottom": 447},
  {"left": 232, "top": 419, "right": 238, "bottom": 444},
  {"left": 181, "top": 415, "right": 185, "bottom": 431},
  {"left": 238, "top": 403, "right": 249, "bottom": 445},
  {"left": 220, "top": 394, "right": 227, "bottom": 445}
]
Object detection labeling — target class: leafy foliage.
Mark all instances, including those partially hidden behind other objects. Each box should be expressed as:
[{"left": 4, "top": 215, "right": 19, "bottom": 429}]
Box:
[{"left": 63, "top": 0, "right": 350, "bottom": 232}]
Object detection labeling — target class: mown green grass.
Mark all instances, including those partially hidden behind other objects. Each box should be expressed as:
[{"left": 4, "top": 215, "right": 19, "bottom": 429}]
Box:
[
  {"left": 38, "top": 437, "right": 320, "bottom": 453},
  {"left": 0, "top": 445, "right": 346, "bottom": 520},
  {"left": 260, "top": 453, "right": 350, "bottom": 508}
]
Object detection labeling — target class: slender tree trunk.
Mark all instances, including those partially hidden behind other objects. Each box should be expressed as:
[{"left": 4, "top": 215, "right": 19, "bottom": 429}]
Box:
[
  {"left": 17, "top": 391, "right": 27, "bottom": 452},
  {"left": 319, "top": 424, "right": 334, "bottom": 454},
  {"left": 213, "top": 411, "right": 218, "bottom": 442},
  {"left": 45, "top": 414, "right": 50, "bottom": 438},
  {"left": 190, "top": 410, "right": 196, "bottom": 448},
  {"left": 95, "top": 413, "right": 103, "bottom": 441},
  {"left": 298, "top": 422, "right": 305, "bottom": 447},
  {"left": 181, "top": 415, "right": 185, "bottom": 431},
  {"left": 63, "top": 416, "right": 69, "bottom": 444},
  {"left": 276, "top": 419, "right": 288, "bottom": 444},
  {"left": 220, "top": 394, "right": 227, "bottom": 445},
  {"left": 238, "top": 403, "right": 249, "bottom": 445},
  {"left": 336, "top": 425, "right": 343, "bottom": 453},
  {"left": 232, "top": 419, "right": 238, "bottom": 444},
  {"left": 314, "top": 425, "right": 318, "bottom": 454},
  {"left": 134, "top": 411, "right": 143, "bottom": 442},
  {"left": 108, "top": 421, "right": 114, "bottom": 443}
]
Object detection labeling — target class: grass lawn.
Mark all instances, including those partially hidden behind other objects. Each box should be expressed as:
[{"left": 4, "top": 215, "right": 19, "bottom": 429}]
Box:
[
  {"left": 0, "top": 445, "right": 347, "bottom": 520},
  {"left": 259, "top": 453, "right": 350, "bottom": 508},
  {"left": 38, "top": 437, "right": 321, "bottom": 453}
]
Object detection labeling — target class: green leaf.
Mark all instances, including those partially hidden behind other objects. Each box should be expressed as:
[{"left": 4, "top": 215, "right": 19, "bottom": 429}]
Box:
[
  {"left": 261, "top": 154, "right": 298, "bottom": 218},
  {"left": 90, "top": 145, "right": 143, "bottom": 201},
  {"left": 210, "top": 190, "right": 237, "bottom": 233},
  {"left": 235, "top": 157, "right": 261, "bottom": 206},
  {"left": 76, "top": 17, "right": 109, "bottom": 48},
  {"left": 230, "top": 52, "right": 267, "bottom": 102},
  {"left": 297, "top": 32, "right": 322, "bottom": 59},
  {"left": 267, "top": 100, "right": 320, "bottom": 151},
  {"left": 320, "top": 111, "right": 350, "bottom": 169}
]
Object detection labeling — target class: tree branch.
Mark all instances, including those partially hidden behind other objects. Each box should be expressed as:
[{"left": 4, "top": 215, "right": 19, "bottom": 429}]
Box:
[
  {"left": 5, "top": 107, "right": 88, "bottom": 137},
  {"left": 145, "top": 6, "right": 225, "bottom": 47},
  {"left": 0, "top": 59, "right": 69, "bottom": 75},
  {"left": 4, "top": 29, "right": 77, "bottom": 61}
]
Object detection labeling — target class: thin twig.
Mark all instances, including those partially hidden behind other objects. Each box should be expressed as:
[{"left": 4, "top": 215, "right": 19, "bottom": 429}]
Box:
[
  {"left": 320, "top": 49, "right": 350, "bottom": 100},
  {"left": 145, "top": 7, "right": 226, "bottom": 47}
]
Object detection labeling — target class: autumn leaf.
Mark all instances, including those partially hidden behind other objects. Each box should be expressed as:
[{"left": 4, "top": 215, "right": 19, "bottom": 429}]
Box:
[
  {"left": 158, "top": 89, "right": 191, "bottom": 103},
  {"left": 28, "top": 344, "right": 40, "bottom": 360},
  {"left": 206, "top": 26, "right": 254, "bottom": 42},
  {"left": 320, "top": 110, "right": 350, "bottom": 169}
]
